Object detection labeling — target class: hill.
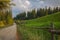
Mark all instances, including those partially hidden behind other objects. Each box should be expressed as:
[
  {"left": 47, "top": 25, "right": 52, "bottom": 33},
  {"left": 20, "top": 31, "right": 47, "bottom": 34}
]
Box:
[
  {"left": 23, "top": 12, "right": 60, "bottom": 28},
  {"left": 17, "top": 12, "right": 60, "bottom": 40}
]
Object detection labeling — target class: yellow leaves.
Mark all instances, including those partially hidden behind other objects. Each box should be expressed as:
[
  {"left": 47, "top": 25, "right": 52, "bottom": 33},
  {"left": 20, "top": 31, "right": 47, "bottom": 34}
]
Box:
[
  {"left": 0, "top": 0, "right": 14, "bottom": 27},
  {"left": 0, "top": 19, "right": 13, "bottom": 27},
  {"left": 7, "top": 19, "right": 14, "bottom": 25},
  {"left": 0, "top": 21, "right": 5, "bottom": 27}
]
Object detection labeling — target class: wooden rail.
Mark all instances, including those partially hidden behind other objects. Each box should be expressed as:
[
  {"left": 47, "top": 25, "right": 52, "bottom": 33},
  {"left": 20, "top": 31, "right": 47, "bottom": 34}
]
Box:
[{"left": 35, "top": 22, "right": 60, "bottom": 40}]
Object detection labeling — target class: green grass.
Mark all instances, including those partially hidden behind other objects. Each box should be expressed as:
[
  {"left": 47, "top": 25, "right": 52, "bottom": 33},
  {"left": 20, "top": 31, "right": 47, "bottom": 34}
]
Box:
[
  {"left": 24, "top": 12, "right": 60, "bottom": 28},
  {"left": 17, "top": 12, "right": 60, "bottom": 40}
]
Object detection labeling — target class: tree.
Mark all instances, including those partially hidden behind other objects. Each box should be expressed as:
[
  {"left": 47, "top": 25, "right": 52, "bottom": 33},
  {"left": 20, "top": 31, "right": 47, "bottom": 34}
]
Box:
[
  {"left": 59, "top": 7, "right": 60, "bottom": 12},
  {"left": 31, "top": 9, "right": 37, "bottom": 18},
  {"left": 14, "top": 7, "right": 60, "bottom": 20},
  {"left": 15, "top": 12, "right": 26, "bottom": 20},
  {"left": 55, "top": 7, "right": 59, "bottom": 12},
  {"left": 53, "top": 7, "right": 59, "bottom": 13},
  {"left": 0, "top": 0, "right": 13, "bottom": 26},
  {"left": 36, "top": 8, "right": 45, "bottom": 17},
  {"left": 45, "top": 6, "right": 48, "bottom": 15},
  {"left": 27, "top": 11, "right": 34, "bottom": 19},
  {"left": 48, "top": 7, "right": 52, "bottom": 14}
]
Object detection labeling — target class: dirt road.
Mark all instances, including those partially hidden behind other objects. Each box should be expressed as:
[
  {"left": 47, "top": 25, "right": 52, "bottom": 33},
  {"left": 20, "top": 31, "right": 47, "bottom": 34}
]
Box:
[{"left": 0, "top": 23, "right": 17, "bottom": 40}]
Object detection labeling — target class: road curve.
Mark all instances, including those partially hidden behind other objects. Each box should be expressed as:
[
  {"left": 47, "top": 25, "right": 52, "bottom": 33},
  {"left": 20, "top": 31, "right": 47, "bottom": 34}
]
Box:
[{"left": 0, "top": 23, "right": 17, "bottom": 40}]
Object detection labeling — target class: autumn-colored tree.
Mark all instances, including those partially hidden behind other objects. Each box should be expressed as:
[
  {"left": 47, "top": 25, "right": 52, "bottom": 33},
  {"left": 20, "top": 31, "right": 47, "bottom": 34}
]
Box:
[{"left": 0, "top": 0, "right": 13, "bottom": 26}]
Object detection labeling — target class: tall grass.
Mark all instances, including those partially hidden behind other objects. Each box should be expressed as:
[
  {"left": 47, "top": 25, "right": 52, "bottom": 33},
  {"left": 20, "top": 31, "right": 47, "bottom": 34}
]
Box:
[{"left": 17, "top": 12, "right": 60, "bottom": 40}]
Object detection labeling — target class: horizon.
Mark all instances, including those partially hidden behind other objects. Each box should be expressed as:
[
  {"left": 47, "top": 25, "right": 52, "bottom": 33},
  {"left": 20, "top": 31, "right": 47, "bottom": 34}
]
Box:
[{"left": 12, "top": 0, "right": 60, "bottom": 17}]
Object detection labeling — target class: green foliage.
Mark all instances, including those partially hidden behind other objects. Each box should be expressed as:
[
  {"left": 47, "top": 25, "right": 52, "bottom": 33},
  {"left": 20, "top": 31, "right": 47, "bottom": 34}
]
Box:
[
  {"left": 24, "top": 12, "right": 60, "bottom": 28},
  {"left": 15, "top": 12, "right": 26, "bottom": 20},
  {"left": 17, "top": 12, "right": 60, "bottom": 40}
]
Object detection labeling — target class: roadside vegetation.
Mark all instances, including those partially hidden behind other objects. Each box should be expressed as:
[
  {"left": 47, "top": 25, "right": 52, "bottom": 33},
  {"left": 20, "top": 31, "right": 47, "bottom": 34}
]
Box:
[
  {"left": 15, "top": 6, "right": 60, "bottom": 40},
  {"left": 0, "top": 0, "right": 13, "bottom": 27},
  {"left": 15, "top": 12, "right": 60, "bottom": 40}
]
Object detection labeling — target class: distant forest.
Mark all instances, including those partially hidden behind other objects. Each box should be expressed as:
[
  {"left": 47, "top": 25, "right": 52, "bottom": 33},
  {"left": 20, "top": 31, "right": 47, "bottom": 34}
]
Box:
[{"left": 14, "top": 7, "right": 60, "bottom": 20}]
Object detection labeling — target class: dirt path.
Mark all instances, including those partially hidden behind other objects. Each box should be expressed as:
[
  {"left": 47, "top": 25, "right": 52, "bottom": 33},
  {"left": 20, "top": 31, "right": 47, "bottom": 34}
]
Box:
[{"left": 0, "top": 23, "right": 17, "bottom": 40}]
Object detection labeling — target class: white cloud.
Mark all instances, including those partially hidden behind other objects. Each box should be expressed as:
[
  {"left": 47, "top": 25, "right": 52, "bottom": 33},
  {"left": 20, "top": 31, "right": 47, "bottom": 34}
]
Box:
[
  {"left": 12, "top": 0, "right": 60, "bottom": 17},
  {"left": 39, "top": 1, "right": 44, "bottom": 4},
  {"left": 25, "top": 1, "right": 30, "bottom": 6},
  {"left": 12, "top": 0, "right": 31, "bottom": 11}
]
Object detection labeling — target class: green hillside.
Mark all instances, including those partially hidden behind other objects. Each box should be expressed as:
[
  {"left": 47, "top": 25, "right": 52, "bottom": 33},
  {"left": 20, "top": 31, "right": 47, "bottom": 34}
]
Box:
[
  {"left": 17, "top": 12, "right": 60, "bottom": 40},
  {"left": 24, "top": 12, "right": 60, "bottom": 28}
]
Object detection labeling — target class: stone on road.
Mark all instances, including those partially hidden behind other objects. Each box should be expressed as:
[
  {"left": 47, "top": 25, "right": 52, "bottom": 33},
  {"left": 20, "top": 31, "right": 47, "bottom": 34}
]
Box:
[{"left": 0, "top": 23, "right": 17, "bottom": 40}]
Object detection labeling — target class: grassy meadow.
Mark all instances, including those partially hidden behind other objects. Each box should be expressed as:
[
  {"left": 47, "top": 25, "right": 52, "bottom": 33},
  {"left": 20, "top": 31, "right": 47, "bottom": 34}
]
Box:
[{"left": 17, "top": 12, "right": 60, "bottom": 40}]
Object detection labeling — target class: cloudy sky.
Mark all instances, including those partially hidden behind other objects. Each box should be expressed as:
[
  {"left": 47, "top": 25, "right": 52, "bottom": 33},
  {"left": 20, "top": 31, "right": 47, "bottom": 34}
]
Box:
[{"left": 12, "top": 0, "right": 60, "bottom": 17}]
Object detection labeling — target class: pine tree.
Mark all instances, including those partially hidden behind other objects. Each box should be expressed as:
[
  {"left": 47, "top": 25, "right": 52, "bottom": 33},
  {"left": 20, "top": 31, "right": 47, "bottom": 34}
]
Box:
[
  {"left": 59, "top": 7, "right": 60, "bottom": 12},
  {"left": 48, "top": 7, "right": 52, "bottom": 14},
  {"left": 32, "top": 9, "right": 37, "bottom": 18},
  {"left": 45, "top": 6, "right": 48, "bottom": 15},
  {"left": 55, "top": 7, "right": 59, "bottom": 12}
]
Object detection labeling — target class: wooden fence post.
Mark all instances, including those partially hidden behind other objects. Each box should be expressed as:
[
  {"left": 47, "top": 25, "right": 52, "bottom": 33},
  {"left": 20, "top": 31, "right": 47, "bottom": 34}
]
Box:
[{"left": 50, "top": 22, "right": 55, "bottom": 40}]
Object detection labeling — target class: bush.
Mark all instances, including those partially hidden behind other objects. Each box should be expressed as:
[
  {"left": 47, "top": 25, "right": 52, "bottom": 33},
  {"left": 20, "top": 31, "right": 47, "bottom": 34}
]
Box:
[{"left": 0, "top": 21, "right": 5, "bottom": 27}]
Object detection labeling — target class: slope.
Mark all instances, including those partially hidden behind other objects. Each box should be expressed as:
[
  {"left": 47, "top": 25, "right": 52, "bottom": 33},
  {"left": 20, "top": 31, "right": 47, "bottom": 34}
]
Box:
[{"left": 18, "top": 12, "right": 60, "bottom": 40}]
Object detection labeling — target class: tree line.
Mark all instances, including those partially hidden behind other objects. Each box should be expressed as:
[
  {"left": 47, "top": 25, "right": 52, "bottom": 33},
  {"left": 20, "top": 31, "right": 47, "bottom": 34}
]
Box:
[{"left": 14, "top": 7, "right": 60, "bottom": 20}]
